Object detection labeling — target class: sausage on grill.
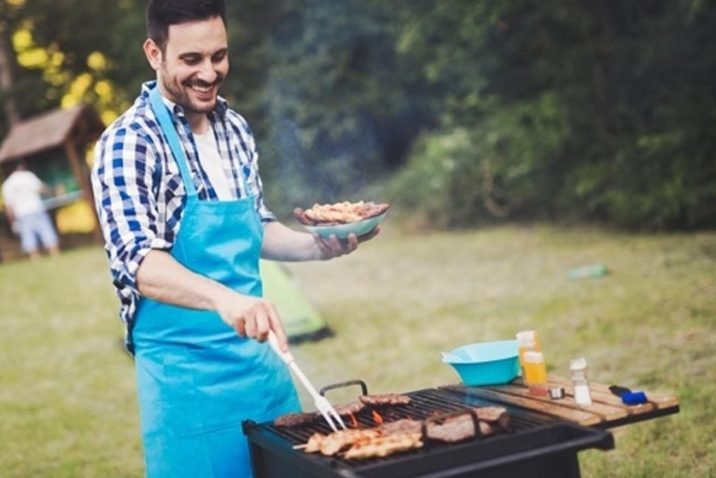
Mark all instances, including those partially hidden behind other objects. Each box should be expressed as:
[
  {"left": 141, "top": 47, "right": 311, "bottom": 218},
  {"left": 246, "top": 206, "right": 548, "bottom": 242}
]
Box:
[
  {"left": 334, "top": 401, "right": 366, "bottom": 417},
  {"left": 359, "top": 393, "right": 412, "bottom": 407}
]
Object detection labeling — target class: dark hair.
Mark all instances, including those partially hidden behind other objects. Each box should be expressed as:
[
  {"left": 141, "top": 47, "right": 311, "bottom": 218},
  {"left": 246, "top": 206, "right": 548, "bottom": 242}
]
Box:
[{"left": 146, "top": 0, "right": 226, "bottom": 51}]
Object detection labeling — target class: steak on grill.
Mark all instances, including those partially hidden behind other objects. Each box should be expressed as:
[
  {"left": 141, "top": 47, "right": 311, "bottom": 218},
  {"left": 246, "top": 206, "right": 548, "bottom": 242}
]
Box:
[
  {"left": 274, "top": 412, "right": 318, "bottom": 427},
  {"left": 379, "top": 418, "right": 422, "bottom": 435},
  {"left": 274, "top": 402, "right": 365, "bottom": 427},
  {"left": 426, "top": 414, "right": 489, "bottom": 443},
  {"left": 474, "top": 406, "right": 511, "bottom": 432},
  {"left": 425, "top": 406, "right": 511, "bottom": 443}
]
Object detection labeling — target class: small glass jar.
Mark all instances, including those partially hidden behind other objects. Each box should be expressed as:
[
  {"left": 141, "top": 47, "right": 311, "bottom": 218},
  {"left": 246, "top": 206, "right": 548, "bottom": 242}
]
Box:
[
  {"left": 522, "top": 350, "right": 548, "bottom": 396},
  {"left": 570, "top": 357, "right": 593, "bottom": 406}
]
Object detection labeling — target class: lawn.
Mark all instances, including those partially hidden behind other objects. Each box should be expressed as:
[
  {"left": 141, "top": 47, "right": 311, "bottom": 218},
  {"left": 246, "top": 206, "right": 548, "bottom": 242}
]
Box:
[{"left": 1, "top": 225, "right": 714, "bottom": 477}]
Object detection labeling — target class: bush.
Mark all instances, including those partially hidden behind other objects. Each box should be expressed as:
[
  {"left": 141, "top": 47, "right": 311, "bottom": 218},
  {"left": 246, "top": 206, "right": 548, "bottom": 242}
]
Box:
[{"left": 389, "top": 93, "right": 569, "bottom": 228}]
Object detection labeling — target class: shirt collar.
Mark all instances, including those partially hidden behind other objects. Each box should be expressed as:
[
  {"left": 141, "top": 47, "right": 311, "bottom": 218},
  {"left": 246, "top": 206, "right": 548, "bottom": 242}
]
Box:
[{"left": 141, "top": 80, "right": 229, "bottom": 118}]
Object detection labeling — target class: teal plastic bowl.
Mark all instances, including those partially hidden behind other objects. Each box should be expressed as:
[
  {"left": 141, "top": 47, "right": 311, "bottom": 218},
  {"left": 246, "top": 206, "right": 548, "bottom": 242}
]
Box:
[
  {"left": 441, "top": 339, "right": 520, "bottom": 386},
  {"left": 303, "top": 211, "right": 388, "bottom": 239}
]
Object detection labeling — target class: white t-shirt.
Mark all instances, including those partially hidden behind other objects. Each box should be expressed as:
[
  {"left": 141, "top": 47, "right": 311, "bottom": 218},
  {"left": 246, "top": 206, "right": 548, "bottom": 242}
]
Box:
[
  {"left": 194, "top": 128, "right": 232, "bottom": 200},
  {"left": 1, "top": 170, "right": 45, "bottom": 217}
]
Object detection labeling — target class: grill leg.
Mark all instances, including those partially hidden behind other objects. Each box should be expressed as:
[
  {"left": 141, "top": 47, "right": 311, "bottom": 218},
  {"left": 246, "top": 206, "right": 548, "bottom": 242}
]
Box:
[
  {"left": 456, "top": 452, "right": 581, "bottom": 478},
  {"left": 248, "top": 441, "right": 266, "bottom": 478},
  {"left": 248, "top": 441, "right": 321, "bottom": 478}
]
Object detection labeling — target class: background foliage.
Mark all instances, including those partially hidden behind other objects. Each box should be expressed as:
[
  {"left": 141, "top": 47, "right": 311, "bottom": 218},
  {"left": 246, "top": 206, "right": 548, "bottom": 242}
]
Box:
[{"left": 1, "top": 0, "right": 715, "bottom": 229}]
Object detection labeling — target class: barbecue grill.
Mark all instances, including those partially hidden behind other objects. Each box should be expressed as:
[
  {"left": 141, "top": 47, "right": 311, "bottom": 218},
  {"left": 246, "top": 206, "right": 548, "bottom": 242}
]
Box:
[{"left": 243, "top": 380, "right": 614, "bottom": 478}]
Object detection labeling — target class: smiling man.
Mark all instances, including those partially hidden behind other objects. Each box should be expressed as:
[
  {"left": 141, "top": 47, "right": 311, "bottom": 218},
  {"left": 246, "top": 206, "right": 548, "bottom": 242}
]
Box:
[
  {"left": 145, "top": 10, "right": 228, "bottom": 129},
  {"left": 91, "top": 1, "right": 379, "bottom": 476}
]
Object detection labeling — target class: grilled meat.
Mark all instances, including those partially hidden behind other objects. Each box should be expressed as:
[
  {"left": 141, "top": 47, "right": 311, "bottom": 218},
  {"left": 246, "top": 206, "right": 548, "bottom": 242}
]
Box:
[
  {"left": 378, "top": 418, "right": 422, "bottom": 435},
  {"left": 474, "top": 406, "right": 511, "bottom": 432},
  {"left": 359, "top": 393, "right": 412, "bottom": 407},
  {"left": 300, "top": 406, "right": 512, "bottom": 459},
  {"left": 424, "top": 406, "right": 510, "bottom": 443},
  {"left": 334, "top": 401, "right": 366, "bottom": 417},
  {"left": 304, "top": 425, "right": 423, "bottom": 460},
  {"left": 273, "top": 412, "right": 318, "bottom": 428},
  {"left": 294, "top": 201, "right": 390, "bottom": 226},
  {"left": 343, "top": 432, "right": 423, "bottom": 460},
  {"left": 304, "top": 429, "right": 382, "bottom": 456},
  {"left": 274, "top": 401, "right": 369, "bottom": 427},
  {"left": 426, "top": 414, "right": 475, "bottom": 443},
  {"left": 293, "top": 208, "right": 317, "bottom": 226}
]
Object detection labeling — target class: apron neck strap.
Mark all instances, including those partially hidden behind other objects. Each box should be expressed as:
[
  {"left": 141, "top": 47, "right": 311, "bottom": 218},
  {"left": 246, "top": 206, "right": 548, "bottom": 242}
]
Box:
[{"left": 149, "top": 86, "right": 197, "bottom": 197}]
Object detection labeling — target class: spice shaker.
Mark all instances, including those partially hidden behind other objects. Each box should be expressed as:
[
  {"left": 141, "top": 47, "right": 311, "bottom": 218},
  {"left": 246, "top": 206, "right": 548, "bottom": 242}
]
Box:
[{"left": 570, "top": 357, "right": 593, "bottom": 406}]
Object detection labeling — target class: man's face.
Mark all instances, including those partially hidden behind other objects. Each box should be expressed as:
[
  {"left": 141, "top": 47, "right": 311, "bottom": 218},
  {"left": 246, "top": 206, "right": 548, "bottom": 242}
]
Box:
[{"left": 149, "top": 16, "right": 229, "bottom": 117}]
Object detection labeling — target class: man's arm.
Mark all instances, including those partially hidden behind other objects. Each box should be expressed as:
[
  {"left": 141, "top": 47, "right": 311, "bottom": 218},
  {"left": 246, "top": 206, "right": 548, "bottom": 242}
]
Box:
[
  {"left": 234, "top": 111, "right": 376, "bottom": 262},
  {"left": 92, "top": 123, "right": 290, "bottom": 350},
  {"left": 261, "top": 220, "right": 380, "bottom": 262},
  {"left": 136, "top": 249, "right": 290, "bottom": 350}
]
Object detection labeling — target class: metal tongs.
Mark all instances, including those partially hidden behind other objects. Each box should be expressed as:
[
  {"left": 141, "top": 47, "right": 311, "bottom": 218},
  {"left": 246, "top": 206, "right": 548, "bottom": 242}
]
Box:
[{"left": 268, "top": 331, "right": 347, "bottom": 431}]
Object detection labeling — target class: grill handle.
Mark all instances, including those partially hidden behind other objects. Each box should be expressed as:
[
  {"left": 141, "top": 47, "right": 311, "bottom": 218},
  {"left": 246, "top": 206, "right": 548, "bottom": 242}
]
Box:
[
  {"left": 319, "top": 379, "right": 368, "bottom": 397},
  {"left": 422, "top": 408, "right": 482, "bottom": 443}
]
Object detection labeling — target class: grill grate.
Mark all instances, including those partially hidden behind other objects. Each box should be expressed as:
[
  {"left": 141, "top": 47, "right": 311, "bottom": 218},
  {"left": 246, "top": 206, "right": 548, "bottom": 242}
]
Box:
[
  {"left": 270, "top": 387, "right": 553, "bottom": 447},
  {"left": 244, "top": 385, "right": 614, "bottom": 478}
]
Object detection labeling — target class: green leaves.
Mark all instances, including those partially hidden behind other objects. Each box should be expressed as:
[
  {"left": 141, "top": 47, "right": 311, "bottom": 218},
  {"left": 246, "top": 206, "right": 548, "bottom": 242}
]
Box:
[
  {"left": 388, "top": 0, "right": 716, "bottom": 230},
  {"left": 2, "top": 0, "right": 715, "bottom": 229}
]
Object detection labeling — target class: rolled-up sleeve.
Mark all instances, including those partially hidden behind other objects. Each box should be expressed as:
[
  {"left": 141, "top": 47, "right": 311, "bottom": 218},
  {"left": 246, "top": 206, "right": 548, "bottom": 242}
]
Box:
[
  {"left": 251, "top": 150, "right": 276, "bottom": 224},
  {"left": 233, "top": 114, "right": 276, "bottom": 224},
  {"left": 92, "top": 124, "right": 171, "bottom": 296}
]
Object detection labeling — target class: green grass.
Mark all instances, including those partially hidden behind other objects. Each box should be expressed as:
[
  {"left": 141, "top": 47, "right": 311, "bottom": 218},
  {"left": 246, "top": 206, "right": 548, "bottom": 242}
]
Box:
[{"left": 1, "top": 225, "right": 715, "bottom": 477}]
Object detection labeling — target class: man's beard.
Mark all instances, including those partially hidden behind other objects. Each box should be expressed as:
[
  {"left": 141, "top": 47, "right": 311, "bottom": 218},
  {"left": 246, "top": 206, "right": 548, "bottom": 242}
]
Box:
[{"left": 159, "top": 69, "right": 223, "bottom": 115}]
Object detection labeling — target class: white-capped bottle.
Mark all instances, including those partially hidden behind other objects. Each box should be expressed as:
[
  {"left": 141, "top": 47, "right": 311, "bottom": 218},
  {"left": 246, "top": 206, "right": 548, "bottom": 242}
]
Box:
[{"left": 570, "top": 357, "right": 593, "bottom": 406}]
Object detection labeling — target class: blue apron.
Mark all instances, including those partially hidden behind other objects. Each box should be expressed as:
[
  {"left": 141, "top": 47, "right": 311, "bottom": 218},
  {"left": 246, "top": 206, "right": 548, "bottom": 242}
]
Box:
[{"left": 132, "top": 86, "right": 301, "bottom": 478}]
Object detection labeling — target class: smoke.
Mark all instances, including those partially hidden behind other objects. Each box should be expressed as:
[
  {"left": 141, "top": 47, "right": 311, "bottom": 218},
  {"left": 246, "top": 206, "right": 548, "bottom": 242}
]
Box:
[{"left": 260, "top": 0, "right": 389, "bottom": 207}]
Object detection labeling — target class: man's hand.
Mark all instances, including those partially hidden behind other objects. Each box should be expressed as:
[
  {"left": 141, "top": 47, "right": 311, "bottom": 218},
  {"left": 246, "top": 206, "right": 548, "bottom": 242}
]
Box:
[
  {"left": 136, "top": 250, "right": 291, "bottom": 352},
  {"left": 314, "top": 225, "right": 381, "bottom": 260},
  {"left": 214, "top": 292, "right": 290, "bottom": 352}
]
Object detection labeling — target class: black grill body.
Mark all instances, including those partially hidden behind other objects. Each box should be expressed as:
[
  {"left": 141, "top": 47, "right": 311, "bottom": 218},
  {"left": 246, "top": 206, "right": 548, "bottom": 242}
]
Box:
[{"left": 243, "top": 386, "right": 614, "bottom": 478}]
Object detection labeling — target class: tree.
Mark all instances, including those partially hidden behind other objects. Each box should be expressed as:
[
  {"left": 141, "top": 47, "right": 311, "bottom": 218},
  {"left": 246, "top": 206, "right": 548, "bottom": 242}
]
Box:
[
  {"left": 0, "top": 0, "right": 146, "bottom": 136},
  {"left": 390, "top": 0, "right": 716, "bottom": 229},
  {"left": 0, "top": 30, "right": 20, "bottom": 128},
  {"left": 242, "top": 0, "right": 433, "bottom": 208}
]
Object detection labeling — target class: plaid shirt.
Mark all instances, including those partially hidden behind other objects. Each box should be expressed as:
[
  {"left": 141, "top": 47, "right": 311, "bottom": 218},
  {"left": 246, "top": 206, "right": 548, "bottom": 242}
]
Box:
[{"left": 92, "top": 81, "right": 275, "bottom": 344}]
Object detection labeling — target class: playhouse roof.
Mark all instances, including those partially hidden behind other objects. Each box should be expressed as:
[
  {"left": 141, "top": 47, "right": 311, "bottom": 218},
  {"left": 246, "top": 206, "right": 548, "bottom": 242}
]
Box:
[{"left": 0, "top": 104, "right": 104, "bottom": 163}]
